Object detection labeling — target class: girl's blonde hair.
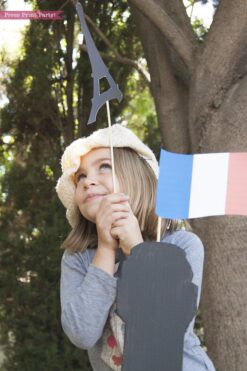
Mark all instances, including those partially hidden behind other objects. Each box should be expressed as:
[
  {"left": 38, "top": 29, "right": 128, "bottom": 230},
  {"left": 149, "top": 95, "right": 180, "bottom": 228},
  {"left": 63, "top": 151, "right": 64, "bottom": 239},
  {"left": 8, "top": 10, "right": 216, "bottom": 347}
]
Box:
[{"left": 61, "top": 147, "right": 180, "bottom": 252}]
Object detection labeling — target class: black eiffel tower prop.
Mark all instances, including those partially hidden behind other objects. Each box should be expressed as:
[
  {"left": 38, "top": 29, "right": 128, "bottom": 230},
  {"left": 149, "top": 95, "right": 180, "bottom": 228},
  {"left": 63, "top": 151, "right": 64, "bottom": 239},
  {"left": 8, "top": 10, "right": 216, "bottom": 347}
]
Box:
[{"left": 76, "top": 2, "right": 123, "bottom": 125}]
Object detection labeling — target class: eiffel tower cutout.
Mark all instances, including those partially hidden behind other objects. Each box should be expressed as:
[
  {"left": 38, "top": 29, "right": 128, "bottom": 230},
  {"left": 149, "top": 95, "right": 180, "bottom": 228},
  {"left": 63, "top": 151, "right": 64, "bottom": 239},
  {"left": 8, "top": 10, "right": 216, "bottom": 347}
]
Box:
[{"left": 76, "top": 2, "right": 123, "bottom": 125}]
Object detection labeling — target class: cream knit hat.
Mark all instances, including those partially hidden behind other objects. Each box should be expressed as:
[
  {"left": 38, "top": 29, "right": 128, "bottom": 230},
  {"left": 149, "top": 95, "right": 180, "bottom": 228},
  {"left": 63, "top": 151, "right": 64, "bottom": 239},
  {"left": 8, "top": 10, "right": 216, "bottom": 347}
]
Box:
[{"left": 56, "top": 124, "right": 159, "bottom": 228}]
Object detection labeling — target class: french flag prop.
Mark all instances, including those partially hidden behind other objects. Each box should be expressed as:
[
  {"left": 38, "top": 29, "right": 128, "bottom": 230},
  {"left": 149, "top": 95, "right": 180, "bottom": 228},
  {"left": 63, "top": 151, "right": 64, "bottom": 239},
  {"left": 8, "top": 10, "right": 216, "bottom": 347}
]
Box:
[{"left": 156, "top": 149, "right": 247, "bottom": 219}]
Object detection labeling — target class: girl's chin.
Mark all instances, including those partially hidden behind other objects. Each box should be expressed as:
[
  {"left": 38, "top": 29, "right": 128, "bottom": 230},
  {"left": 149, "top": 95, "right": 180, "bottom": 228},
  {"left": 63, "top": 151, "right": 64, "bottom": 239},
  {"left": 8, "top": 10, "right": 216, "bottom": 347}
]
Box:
[
  {"left": 80, "top": 208, "right": 99, "bottom": 224},
  {"left": 81, "top": 214, "right": 96, "bottom": 223}
]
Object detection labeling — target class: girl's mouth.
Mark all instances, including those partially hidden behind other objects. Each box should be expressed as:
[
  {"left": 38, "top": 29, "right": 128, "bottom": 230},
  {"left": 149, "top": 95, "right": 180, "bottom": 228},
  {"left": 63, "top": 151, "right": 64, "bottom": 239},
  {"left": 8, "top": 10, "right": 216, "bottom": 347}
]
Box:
[{"left": 85, "top": 193, "right": 106, "bottom": 202}]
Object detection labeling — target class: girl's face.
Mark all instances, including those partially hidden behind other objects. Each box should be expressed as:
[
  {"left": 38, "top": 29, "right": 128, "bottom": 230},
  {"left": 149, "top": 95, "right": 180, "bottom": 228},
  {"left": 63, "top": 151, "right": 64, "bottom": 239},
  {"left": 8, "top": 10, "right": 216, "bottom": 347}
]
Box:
[{"left": 74, "top": 147, "right": 119, "bottom": 223}]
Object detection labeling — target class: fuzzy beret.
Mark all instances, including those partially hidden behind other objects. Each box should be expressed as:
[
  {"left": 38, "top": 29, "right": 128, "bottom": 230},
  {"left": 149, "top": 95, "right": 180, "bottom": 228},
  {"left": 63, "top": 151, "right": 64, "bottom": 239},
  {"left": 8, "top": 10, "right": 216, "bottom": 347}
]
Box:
[{"left": 56, "top": 124, "right": 159, "bottom": 228}]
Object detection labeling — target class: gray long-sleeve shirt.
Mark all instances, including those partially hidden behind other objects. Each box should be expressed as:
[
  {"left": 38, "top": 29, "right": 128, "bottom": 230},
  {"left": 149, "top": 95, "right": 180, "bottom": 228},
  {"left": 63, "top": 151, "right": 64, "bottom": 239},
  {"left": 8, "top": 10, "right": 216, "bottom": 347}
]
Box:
[{"left": 60, "top": 230, "right": 216, "bottom": 371}]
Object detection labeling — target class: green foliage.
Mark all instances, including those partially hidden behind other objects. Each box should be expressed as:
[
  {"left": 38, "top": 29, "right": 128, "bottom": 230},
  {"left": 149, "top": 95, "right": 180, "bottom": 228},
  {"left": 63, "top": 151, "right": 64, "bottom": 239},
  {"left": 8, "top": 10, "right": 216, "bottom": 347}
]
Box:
[
  {"left": 0, "top": 137, "right": 86, "bottom": 370},
  {"left": 122, "top": 78, "right": 161, "bottom": 159},
  {"left": 186, "top": 0, "right": 219, "bottom": 40},
  {"left": 200, "top": 0, "right": 219, "bottom": 7},
  {"left": 0, "top": 0, "right": 7, "bottom": 8},
  {"left": 191, "top": 17, "right": 208, "bottom": 40},
  {"left": 185, "top": 1, "right": 209, "bottom": 40}
]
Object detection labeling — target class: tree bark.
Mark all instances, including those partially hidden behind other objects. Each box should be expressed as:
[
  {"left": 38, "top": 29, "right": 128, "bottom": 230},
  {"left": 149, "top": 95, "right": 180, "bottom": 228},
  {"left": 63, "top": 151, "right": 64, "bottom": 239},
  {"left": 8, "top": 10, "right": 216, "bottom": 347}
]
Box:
[
  {"left": 128, "top": 0, "right": 247, "bottom": 369},
  {"left": 189, "top": 0, "right": 247, "bottom": 150},
  {"left": 129, "top": 0, "right": 199, "bottom": 152}
]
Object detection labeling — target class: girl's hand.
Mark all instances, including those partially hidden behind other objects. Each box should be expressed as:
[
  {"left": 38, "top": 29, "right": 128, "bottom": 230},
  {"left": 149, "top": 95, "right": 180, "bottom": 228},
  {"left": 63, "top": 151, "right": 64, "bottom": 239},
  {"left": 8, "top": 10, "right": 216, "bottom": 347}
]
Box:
[
  {"left": 96, "top": 193, "right": 130, "bottom": 251},
  {"left": 111, "top": 202, "right": 143, "bottom": 255}
]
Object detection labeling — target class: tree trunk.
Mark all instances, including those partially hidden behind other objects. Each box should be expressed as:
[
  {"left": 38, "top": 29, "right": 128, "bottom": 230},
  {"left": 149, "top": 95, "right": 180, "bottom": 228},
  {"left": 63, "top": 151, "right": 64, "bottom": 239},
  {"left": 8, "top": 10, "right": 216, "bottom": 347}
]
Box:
[
  {"left": 128, "top": 0, "right": 247, "bottom": 369},
  {"left": 193, "top": 216, "right": 247, "bottom": 370}
]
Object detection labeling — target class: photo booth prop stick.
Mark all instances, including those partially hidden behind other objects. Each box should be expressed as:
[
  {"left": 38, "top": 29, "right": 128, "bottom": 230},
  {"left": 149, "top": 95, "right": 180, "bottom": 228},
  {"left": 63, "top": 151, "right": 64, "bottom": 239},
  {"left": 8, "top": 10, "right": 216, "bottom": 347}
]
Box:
[
  {"left": 117, "top": 242, "right": 198, "bottom": 371},
  {"left": 106, "top": 100, "right": 117, "bottom": 192},
  {"left": 156, "top": 216, "right": 162, "bottom": 242},
  {"left": 75, "top": 2, "right": 123, "bottom": 125},
  {"left": 156, "top": 150, "right": 247, "bottom": 219},
  {"left": 75, "top": 1, "right": 123, "bottom": 191}
]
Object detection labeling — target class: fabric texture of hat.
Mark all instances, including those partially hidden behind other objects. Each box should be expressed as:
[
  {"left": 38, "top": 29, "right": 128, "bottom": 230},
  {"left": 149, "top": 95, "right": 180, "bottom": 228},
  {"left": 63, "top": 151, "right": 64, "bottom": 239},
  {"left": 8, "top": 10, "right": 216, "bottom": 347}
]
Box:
[{"left": 56, "top": 124, "right": 159, "bottom": 228}]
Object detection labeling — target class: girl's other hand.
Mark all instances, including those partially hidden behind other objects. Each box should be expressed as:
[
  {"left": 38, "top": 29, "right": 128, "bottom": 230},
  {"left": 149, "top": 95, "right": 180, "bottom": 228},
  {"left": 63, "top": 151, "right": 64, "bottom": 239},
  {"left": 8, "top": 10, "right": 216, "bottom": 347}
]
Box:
[
  {"left": 111, "top": 203, "right": 143, "bottom": 256},
  {"left": 96, "top": 193, "right": 130, "bottom": 251}
]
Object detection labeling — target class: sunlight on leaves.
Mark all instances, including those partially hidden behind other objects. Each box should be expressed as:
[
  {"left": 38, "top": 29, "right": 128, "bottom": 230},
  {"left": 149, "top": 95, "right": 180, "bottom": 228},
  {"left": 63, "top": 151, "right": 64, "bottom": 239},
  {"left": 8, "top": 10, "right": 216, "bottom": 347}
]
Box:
[{"left": 42, "top": 164, "right": 54, "bottom": 179}]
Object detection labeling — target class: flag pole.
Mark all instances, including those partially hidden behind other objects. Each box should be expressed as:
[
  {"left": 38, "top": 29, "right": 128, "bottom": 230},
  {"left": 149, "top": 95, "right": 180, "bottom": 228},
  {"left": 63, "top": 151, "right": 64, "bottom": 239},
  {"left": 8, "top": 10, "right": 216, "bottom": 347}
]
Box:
[
  {"left": 106, "top": 100, "right": 117, "bottom": 193},
  {"left": 156, "top": 216, "right": 162, "bottom": 242}
]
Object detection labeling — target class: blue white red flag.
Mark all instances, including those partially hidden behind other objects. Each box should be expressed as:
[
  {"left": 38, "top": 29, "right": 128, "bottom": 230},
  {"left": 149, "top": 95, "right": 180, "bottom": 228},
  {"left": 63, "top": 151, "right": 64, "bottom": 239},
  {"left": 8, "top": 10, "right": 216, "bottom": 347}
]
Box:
[{"left": 156, "top": 149, "right": 247, "bottom": 219}]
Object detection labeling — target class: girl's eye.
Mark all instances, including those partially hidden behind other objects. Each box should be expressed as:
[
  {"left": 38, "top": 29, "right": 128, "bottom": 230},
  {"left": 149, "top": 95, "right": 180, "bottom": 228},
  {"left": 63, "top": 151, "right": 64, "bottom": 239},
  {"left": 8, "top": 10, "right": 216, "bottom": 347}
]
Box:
[
  {"left": 76, "top": 173, "right": 86, "bottom": 183},
  {"left": 99, "top": 163, "right": 111, "bottom": 172}
]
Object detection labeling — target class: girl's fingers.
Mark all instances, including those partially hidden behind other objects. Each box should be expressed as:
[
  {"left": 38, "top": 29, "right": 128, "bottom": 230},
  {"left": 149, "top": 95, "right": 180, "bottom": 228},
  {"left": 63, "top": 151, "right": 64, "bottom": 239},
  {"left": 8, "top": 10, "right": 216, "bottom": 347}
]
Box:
[
  {"left": 96, "top": 209, "right": 129, "bottom": 231},
  {"left": 97, "top": 203, "right": 129, "bottom": 221},
  {"left": 98, "top": 211, "right": 129, "bottom": 231},
  {"left": 96, "top": 195, "right": 131, "bottom": 238},
  {"left": 98, "top": 195, "right": 130, "bottom": 216},
  {"left": 111, "top": 211, "right": 129, "bottom": 222},
  {"left": 111, "top": 226, "right": 121, "bottom": 239},
  {"left": 110, "top": 204, "right": 130, "bottom": 213},
  {"left": 102, "top": 193, "right": 129, "bottom": 204},
  {"left": 112, "top": 218, "right": 128, "bottom": 228}
]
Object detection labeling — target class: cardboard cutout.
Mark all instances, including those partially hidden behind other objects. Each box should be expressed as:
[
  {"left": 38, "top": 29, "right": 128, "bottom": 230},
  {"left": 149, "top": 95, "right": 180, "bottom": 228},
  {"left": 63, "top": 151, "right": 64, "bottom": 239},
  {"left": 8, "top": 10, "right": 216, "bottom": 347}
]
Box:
[
  {"left": 117, "top": 242, "right": 198, "bottom": 371},
  {"left": 76, "top": 2, "right": 123, "bottom": 125}
]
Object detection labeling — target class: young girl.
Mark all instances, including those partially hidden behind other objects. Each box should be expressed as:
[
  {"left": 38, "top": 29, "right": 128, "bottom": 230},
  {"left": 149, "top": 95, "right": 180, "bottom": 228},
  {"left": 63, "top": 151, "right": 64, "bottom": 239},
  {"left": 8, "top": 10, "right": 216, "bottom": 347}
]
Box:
[{"left": 56, "top": 124, "right": 215, "bottom": 371}]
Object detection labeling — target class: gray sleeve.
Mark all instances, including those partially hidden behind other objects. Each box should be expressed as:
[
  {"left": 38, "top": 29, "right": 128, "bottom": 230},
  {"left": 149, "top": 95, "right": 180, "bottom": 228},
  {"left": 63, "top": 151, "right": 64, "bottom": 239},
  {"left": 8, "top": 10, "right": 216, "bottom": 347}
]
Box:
[
  {"left": 162, "top": 230, "right": 204, "bottom": 307},
  {"left": 60, "top": 249, "right": 117, "bottom": 349}
]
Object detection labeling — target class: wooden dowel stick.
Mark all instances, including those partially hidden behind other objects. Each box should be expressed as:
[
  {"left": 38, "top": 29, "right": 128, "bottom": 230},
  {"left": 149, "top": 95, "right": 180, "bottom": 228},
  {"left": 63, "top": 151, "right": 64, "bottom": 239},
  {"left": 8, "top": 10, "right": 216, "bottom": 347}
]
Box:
[
  {"left": 106, "top": 100, "right": 117, "bottom": 193},
  {"left": 156, "top": 216, "right": 162, "bottom": 242}
]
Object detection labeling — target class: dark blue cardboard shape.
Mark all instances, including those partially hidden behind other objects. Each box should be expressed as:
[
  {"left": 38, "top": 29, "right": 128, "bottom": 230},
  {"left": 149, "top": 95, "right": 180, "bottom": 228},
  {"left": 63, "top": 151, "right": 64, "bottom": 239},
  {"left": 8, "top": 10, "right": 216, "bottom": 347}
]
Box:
[
  {"left": 76, "top": 2, "right": 123, "bottom": 125},
  {"left": 116, "top": 242, "right": 198, "bottom": 371}
]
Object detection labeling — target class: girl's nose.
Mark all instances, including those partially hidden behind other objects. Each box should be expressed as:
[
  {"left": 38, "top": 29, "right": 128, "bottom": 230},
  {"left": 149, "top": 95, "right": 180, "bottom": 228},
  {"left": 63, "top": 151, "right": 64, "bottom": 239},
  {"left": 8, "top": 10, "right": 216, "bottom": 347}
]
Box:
[{"left": 83, "top": 176, "right": 98, "bottom": 188}]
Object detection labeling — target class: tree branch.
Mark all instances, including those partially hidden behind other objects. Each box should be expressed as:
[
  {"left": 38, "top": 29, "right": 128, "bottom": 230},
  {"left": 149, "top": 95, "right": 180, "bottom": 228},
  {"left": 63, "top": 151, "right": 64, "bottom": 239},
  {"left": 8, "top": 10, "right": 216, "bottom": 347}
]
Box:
[
  {"left": 189, "top": 0, "right": 247, "bottom": 149},
  {"left": 128, "top": 0, "right": 194, "bottom": 70},
  {"left": 129, "top": 8, "right": 190, "bottom": 152},
  {"left": 84, "top": 13, "right": 121, "bottom": 59},
  {"left": 76, "top": 9, "right": 151, "bottom": 87},
  {"left": 71, "top": 0, "right": 121, "bottom": 62},
  {"left": 79, "top": 43, "right": 150, "bottom": 88}
]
